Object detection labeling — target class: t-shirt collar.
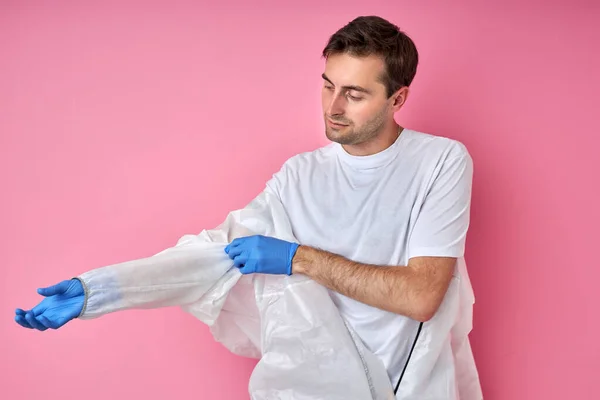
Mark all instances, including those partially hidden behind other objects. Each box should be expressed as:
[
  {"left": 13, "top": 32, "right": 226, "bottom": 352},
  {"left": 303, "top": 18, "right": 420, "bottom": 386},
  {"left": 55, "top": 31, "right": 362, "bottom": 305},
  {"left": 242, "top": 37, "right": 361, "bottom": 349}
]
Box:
[{"left": 335, "top": 128, "right": 408, "bottom": 170}]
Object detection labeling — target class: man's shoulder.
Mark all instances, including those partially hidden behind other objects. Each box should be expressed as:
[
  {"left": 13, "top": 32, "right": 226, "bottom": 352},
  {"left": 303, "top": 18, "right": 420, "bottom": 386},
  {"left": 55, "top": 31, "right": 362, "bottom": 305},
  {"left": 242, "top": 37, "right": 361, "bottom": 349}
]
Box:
[{"left": 403, "top": 129, "right": 471, "bottom": 163}]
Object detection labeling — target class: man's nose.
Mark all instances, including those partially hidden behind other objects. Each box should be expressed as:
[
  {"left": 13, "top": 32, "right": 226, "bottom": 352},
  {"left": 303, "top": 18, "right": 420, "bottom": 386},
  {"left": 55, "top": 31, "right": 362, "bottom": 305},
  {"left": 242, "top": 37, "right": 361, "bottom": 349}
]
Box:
[{"left": 326, "top": 93, "right": 346, "bottom": 117}]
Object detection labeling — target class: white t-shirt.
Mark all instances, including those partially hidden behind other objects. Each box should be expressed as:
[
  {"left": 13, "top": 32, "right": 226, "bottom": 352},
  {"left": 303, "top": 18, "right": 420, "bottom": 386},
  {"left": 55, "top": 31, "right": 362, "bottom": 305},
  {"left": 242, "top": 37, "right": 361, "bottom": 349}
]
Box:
[{"left": 265, "top": 128, "right": 473, "bottom": 387}]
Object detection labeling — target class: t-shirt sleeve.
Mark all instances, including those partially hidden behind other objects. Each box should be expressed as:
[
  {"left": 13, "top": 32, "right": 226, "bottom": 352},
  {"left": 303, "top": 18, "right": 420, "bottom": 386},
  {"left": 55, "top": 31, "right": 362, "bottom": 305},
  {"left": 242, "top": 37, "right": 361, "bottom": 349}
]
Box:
[{"left": 407, "top": 146, "right": 473, "bottom": 259}]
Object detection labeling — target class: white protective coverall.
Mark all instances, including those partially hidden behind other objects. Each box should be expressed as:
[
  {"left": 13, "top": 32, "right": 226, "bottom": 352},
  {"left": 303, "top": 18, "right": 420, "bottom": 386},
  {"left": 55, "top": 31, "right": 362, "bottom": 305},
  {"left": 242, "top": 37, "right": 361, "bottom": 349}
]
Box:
[{"left": 76, "top": 189, "right": 482, "bottom": 400}]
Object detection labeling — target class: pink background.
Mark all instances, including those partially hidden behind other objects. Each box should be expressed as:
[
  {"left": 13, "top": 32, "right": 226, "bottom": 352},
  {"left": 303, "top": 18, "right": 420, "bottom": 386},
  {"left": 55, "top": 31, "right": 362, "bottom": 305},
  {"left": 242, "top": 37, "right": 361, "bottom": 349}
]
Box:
[{"left": 2, "top": 1, "right": 599, "bottom": 399}]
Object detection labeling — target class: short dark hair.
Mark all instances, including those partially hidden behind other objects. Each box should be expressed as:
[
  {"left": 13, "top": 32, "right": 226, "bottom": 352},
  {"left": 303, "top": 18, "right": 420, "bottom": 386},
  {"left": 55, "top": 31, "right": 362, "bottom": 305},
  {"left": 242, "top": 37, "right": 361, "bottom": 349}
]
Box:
[{"left": 322, "top": 16, "right": 419, "bottom": 98}]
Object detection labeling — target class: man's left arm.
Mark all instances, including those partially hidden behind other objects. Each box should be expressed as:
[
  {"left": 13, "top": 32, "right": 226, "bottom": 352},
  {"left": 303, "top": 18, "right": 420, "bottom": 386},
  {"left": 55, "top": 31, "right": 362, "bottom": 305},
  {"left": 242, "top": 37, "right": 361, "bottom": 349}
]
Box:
[
  {"left": 292, "top": 248, "right": 456, "bottom": 322},
  {"left": 226, "top": 146, "right": 473, "bottom": 322}
]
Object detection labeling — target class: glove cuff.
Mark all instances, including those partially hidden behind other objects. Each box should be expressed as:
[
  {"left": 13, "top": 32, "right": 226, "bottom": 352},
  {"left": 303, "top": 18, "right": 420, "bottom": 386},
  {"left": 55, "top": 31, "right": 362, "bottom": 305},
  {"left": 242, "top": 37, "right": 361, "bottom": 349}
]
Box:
[
  {"left": 287, "top": 243, "right": 300, "bottom": 275},
  {"left": 72, "top": 277, "right": 89, "bottom": 318}
]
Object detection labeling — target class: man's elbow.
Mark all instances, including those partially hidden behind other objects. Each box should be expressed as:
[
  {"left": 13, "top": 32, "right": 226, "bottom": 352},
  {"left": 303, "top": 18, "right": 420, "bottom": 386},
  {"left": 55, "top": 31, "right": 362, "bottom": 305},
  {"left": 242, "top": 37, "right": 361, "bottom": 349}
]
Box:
[
  {"left": 403, "top": 256, "right": 456, "bottom": 322},
  {"left": 415, "top": 293, "right": 447, "bottom": 322},
  {"left": 396, "top": 295, "right": 444, "bottom": 322},
  {"left": 412, "top": 308, "right": 436, "bottom": 323}
]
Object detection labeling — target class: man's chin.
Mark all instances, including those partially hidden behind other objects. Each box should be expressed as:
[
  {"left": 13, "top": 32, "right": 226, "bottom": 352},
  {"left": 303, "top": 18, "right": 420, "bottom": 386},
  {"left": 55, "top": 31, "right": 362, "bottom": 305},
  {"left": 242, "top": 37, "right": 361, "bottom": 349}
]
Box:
[
  {"left": 325, "top": 129, "right": 355, "bottom": 145},
  {"left": 325, "top": 129, "right": 341, "bottom": 143}
]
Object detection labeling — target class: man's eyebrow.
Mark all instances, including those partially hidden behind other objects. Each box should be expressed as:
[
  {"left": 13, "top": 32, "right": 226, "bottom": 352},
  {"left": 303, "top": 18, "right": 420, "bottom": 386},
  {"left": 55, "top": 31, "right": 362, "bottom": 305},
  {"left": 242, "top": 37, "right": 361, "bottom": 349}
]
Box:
[{"left": 321, "top": 73, "right": 372, "bottom": 95}]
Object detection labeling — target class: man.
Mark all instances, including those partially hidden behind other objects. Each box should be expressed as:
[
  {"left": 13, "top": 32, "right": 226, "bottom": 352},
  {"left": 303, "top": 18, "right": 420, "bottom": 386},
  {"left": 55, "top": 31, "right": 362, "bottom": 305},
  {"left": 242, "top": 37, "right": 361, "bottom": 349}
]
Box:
[
  {"left": 16, "top": 15, "right": 481, "bottom": 399},
  {"left": 225, "top": 15, "right": 477, "bottom": 394}
]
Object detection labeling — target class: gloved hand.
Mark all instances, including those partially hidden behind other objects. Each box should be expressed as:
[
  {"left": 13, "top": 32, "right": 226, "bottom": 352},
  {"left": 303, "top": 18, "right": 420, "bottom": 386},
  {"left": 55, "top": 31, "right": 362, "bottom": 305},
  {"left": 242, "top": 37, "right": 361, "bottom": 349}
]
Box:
[
  {"left": 14, "top": 279, "right": 85, "bottom": 331},
  {"left": 224, "top": 235, "right": 299, "bottom": 275}
]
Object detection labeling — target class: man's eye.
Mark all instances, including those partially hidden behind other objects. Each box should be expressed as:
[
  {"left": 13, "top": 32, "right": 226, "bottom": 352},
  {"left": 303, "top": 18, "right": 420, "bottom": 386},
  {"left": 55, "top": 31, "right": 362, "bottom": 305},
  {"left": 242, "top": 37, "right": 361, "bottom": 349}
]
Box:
[
  {"left": 324, "top": 85, "right": 334, "bottom": 90},
  {"left": 347, "top": 94, "right": 363, "bottom": 101}
]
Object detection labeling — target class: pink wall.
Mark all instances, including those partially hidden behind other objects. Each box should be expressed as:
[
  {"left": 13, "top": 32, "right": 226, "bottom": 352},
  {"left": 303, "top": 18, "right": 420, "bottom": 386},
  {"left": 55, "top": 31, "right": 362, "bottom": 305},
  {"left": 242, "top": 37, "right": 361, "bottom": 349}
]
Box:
[{"left": 2, "top": 1, "right": 599, "bottom": 399}]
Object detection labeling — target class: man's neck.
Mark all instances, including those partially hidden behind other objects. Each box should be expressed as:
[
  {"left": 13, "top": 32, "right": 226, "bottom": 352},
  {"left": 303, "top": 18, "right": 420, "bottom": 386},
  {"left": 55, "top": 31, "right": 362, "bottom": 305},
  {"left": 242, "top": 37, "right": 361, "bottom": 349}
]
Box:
[{"left": 342, "top": 124, "right": 404, "bottom": 157}]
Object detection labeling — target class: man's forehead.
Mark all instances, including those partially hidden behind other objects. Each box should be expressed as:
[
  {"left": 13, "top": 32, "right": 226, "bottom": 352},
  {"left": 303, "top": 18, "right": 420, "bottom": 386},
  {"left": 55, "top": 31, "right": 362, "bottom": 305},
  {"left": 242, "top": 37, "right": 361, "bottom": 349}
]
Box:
[{"left": 323, "top": 53, "right": 385, "bottom": 88}]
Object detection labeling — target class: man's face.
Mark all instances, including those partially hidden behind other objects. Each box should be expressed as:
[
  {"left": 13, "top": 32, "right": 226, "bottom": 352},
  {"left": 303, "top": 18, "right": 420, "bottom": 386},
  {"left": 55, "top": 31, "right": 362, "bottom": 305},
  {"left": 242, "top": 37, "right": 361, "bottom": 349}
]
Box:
[{"left": 321, "top": 53, "right": 393, "bottom": 146}]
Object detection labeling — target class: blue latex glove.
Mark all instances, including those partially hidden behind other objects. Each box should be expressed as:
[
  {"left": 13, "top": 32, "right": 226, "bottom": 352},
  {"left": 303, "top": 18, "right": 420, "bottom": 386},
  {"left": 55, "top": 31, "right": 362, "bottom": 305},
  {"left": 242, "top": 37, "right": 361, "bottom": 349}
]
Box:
[
  {"left": 15, "top": 279, "right": 85, "bottom": 331},
  {"left": 224, "top": 235, "right": 299, "bottom": 275}
]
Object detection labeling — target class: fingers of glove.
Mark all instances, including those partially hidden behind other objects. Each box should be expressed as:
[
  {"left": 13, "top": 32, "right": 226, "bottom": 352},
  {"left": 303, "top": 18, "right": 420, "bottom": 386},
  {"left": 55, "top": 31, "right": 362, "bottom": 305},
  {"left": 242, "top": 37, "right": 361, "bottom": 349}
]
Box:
[
  {"left": 38, "top": 315, "right": 69, "bottom": 330},
  {"left": 15, "top": 308, "right": 26, "bottom": 316},
  {"left": 15, "top": 314, "right": 33, "bottom": 329},
  {"left": 31, "top": 300, "right": 49, "bottom": 317},
  {"left": 227, "top": 245, "right": 248, "bottom": 259},
  {"left": 37, "top": 280, "right": 70, "bottom": 297},
  {"left": 37, "top": 315, "right": 56, "bottom": 329},
  {"left": 232, "top": 254, "right": 249, "bottom": 268},
  {"left": 25, "top": 312, "right": 48, "bottom": 331},
  {"left": 238, "top": 263, "right": 256, "bottom": 275},
  {"left": 239, "top": 258, "right": 259, "bottom": 274},
  {"left": 225, "top": 235, "right": 259, "bottom": 253},
  {"left": 225, "top": 238, "right": 243, "bottom": 254}
]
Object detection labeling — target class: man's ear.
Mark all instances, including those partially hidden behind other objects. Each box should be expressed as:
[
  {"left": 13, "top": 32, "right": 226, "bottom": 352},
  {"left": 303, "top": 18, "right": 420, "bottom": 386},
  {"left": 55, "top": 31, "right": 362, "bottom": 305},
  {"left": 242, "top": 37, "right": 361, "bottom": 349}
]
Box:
[{"left": 391, "top": 87, "right": 410, "bottom": 112}]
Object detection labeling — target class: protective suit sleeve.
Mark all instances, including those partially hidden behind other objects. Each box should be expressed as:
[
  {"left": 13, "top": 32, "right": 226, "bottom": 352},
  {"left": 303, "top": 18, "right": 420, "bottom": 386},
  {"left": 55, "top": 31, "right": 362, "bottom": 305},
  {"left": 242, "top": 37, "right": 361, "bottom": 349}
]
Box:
[
  {"left": 76, "top": 184, "right": 284, "bottom": 320},
  {"left": 76, "top": 241, "right": 233, "bottom": 319}
]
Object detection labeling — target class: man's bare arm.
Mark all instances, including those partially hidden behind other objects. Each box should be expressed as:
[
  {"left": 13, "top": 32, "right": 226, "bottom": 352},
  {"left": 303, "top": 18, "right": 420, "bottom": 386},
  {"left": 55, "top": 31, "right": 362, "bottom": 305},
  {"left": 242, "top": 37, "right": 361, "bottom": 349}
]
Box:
[{"left": 292, "top": 246, "right": 455, "bottom": 322}]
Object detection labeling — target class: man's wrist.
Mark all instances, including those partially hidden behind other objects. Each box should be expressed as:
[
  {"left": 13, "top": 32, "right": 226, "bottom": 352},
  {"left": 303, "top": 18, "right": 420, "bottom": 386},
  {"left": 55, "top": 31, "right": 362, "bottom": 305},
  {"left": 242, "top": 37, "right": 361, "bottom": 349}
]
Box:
[{"left": 291, "top": 245, "right": 315, "bottom": 275}]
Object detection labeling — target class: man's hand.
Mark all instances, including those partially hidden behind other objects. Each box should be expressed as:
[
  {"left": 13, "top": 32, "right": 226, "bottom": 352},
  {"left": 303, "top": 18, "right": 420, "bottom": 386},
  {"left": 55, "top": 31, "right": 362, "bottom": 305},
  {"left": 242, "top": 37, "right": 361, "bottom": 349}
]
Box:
[
  {"left": 15, "top": 279, "right": 85, "bottom": 331},
  {"left": 225, "top": 235, "right": 300, "bottom": 275}
]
